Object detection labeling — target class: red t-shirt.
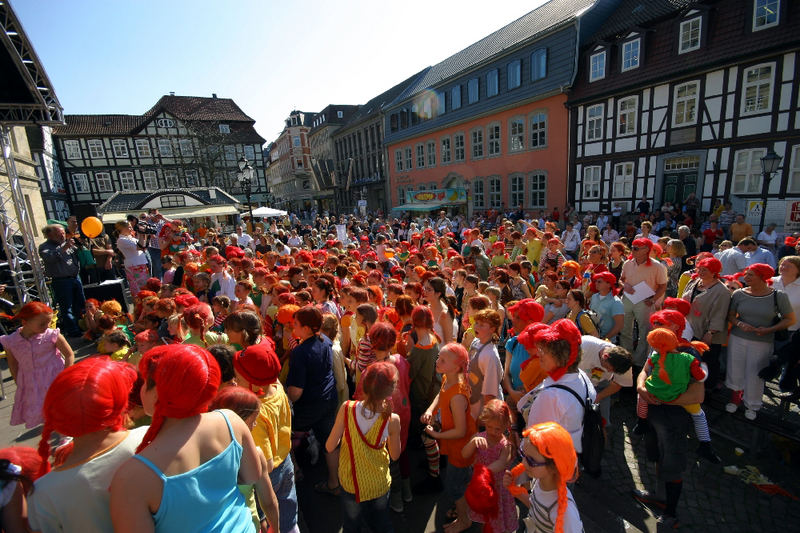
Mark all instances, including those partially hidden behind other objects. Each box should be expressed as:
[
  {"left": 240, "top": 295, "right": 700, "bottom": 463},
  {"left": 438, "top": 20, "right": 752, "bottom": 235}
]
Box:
[{"left": 702, "top": 228, "right": 723, "bottom": 245}]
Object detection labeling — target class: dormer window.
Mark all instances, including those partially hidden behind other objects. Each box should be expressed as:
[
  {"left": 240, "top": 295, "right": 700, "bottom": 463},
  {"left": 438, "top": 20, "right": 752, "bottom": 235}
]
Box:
[
  {"left": 679, "top": 16, "right": 702, "bottom": 53},
  {"left": 219, "top": 124, "right": 230, "bottom": 134},
  {"left": 590, "top": 50, "right": 606, "bottom": 82},
  {"left": 753, "top": 0, "right": 779, "bottom": 31},
  {"left": 621, "top": 38, "right": 641, "bottom": 72}
]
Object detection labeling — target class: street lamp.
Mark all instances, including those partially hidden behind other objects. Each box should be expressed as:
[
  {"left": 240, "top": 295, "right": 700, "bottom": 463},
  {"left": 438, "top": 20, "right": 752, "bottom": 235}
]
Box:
[
  {"left": 237, "top": 156, "right": 255, "bottom": 233},
  {"left": 759, "top": 148, "right": 782, "bottom": 231}
]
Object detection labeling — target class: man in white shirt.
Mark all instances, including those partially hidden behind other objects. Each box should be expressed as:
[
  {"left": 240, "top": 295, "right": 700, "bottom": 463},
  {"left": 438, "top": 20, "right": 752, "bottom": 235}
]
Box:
[
  {"left": 579, "top": 336, "right": 633, "bottom": 424},
  {"left": 208, "top": 255, "right": 237, "bottom": 302},
  {"left": 561, "top": 222, "right": 580, "bottom": 259},
  {"left": 235, "top": 226, "right": 254, "bottom": 250},
  {"left": 757, "top": 223, "right": 779, "bottom": 251},
  {"left": 715, "top": 239, "right": 751, "bottom": 275},
  {"left": 602, "top": 225, "right": 620, "bottom": 245}
]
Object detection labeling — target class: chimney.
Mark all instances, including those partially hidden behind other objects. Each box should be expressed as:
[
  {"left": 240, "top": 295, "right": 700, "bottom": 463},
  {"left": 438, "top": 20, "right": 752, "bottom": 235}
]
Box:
[
  {"left": 212, "top": 93, "right": 218, "bottom": 99},
  {"left": 169, "top": 91, "right": 175, "bottom": 96}
]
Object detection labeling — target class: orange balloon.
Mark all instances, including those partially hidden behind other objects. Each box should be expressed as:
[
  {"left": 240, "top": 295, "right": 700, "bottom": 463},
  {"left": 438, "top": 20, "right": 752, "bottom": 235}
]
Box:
[{"left": 81, "top": 216, "right": 103, "bottom": 238}]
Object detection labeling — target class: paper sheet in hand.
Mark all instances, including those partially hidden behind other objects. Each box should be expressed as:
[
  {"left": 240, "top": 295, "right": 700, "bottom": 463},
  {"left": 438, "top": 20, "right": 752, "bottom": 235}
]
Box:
[{"left": 626, "top": 281, "right": 655, "bottom": 304}]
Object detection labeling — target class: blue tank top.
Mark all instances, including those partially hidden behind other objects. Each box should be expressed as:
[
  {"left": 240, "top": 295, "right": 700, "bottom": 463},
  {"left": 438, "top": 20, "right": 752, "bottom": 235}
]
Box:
[{"left": 133, "top": 410, "right": 255, "bottom": 533}]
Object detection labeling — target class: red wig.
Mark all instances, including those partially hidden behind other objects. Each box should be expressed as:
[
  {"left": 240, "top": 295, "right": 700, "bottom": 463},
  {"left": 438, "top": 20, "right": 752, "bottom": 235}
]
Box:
[
  {"left": 632, "top": 238, "right": 654, "bottom": 265},
  {"left": 533, "top": 319, "right": 582, "bottom": 382},
  {"left": 746, "top": 263, "right": 775, "bottom": 283},
  {"left": 440, "top": 342, "right": 469, "bottom": 374},
  {"left": 183, "top": 303, "right": 213, "bottom": 330},
  {"left": 175, "top": 293, "right": 200, "bottom": 309},
  {"left": 590, "top": 271, "right": 619, "bottom": 295},
  {"left": 517, "top": 322, "right": 550, "bottom": 351},
  {"left": 368, "top": 321, "right": 397, "bottom": 352},
  {"left": 360, "top": 361, "right": 398, "bottom": 406},
  {"left": 464, "top": 464, "right": 498, "bottom": 532},
  {"left": 136, "top": 344, "right": 221, "bottom": 453},
  {"left": 208, "top": 386, "right": 260, "bottom": 422},
  {"left": 410, "top": 305, "right": 435, "bottom": 330},
  {"left": 663, "top": 297, "right": 691, "bottom": 317},
  {"left": 0, "top": 446, "right": 50, "bottom": 483},
  {"left": 696, "top": 257, "right": 722, "bottom": 277},
  {"left": 38, "top": 356, "right": 137, "bottom": 477},
  {"left": 507, "top": 299, "right": 545, "bottom": 325},
  {"left": 14, "top": 301, "right": 53, "bottom": 322},
  {"left": 649, "top": 309, "right": 686, "bottom": 336}
]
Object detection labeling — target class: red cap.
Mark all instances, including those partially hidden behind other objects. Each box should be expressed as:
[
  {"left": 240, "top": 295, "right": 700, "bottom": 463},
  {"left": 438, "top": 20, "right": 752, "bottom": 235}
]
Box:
[
  {"left": 234, "top": 343, "right": 280, "bottom": 386},
  {"left": 508, "top": 299, "right": 544, "bottom": 324}
]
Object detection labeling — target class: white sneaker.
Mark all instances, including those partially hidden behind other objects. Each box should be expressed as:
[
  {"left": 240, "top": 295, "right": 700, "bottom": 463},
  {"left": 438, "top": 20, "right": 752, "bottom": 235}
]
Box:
[
  {"left": 725, "top": 402, "right": 738, "bottom": 413},
  {"left": 744, "top": 409, "right": 757, "bottom": 421}
]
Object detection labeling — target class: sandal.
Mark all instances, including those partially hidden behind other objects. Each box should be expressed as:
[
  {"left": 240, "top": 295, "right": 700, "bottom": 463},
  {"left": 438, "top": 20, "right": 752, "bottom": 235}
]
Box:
[{"left": 314, "top": 480, "right": 342, "bottom": 496}]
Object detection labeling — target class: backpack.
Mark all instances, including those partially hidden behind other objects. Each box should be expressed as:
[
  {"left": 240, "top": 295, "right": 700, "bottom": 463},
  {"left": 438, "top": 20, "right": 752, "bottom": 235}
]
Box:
[
  {"left": 549, "top": 375, "right": 604, "bottom": 477},
  {"left": 576, "top": 309, "right": 602, "bottom": 336}
]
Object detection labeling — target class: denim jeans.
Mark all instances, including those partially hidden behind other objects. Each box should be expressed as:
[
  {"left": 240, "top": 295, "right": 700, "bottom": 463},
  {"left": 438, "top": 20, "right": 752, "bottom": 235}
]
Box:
[
  {"left": 340, "top": 490, "right": 393, "bottom": 533},
  {"left": 148, "top": 248, "right": 162, "bottom": 279},
  {"left": 268, "top": 454, "right": 298, "bottom": 533},
  {"left": 50, "top": 276, "right": 85, "bottom": 336}
]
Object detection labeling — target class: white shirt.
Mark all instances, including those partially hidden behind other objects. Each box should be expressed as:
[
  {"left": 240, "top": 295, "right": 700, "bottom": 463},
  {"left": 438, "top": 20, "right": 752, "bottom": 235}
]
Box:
[
  {"left": 715, "top": 247, "right": 748, "bottom": 276},
  {"left": 115, "top": 235, "right": 149, "bottom": 267},
  {"left": 561, "top": 229, "right": 580, "bottom": 252},
  {"left": 757, "top": 230, "right": 778, "bottom": 247},
  {"left": 596, "top": 214, "right": 608, "bottom": 231},
  {"left": 287, "top": 235, "right": 302, "bottom": 247},
  {"left": 773, "top": 275, "right": 800, "bottom": 331},
  {"left": 526, "top": 370, "right": 596, "bottom": 453},
  {"left": 634, "top": 233, "right": 660, "bottom": 244},
  {"left": 602, "top": 228, "right": 619, "bottom": 245},
  {"left": 211, "top": 271, "right": 238, "bottom": 301},
  {"left": 746, "top": 247, "right": 776, "bottom": 269},
  {"left": 236, "top": 232, "right": 254, "bottom": 249},
  {"left": 579, "top": 335, "right": 633, "bottom": 388}
]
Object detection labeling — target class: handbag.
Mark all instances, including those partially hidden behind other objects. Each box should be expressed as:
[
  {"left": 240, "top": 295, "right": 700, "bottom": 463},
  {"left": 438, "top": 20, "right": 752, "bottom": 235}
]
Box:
[{"left": 772, "top": 290, "right": 790, "bottom": 342}]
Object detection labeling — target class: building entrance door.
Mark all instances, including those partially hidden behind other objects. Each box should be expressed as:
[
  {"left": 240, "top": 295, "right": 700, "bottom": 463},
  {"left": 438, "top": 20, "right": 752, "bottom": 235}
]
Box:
[{"left": 663, "top": 156, "right": 700, "bottom": 205}]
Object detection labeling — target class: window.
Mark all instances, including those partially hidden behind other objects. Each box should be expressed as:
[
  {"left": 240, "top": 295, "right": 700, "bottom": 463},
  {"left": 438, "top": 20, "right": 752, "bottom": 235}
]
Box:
[
  {"left": 143, "top": 170, "right": 158, "bottom": 190},
  {"left": 416, "top": 144, "right": 425, "bottom": 168},
  {"left": 179, "top": 139, "right": 194, "bottom": 156},
  {"left": 679, "top": 17, "right": 702, "bottom": 53},
  {"left": 508, "top": 60, "right": 521, "bottom": 89},
  {"left": 441, "top": 137, "right": 451, "bottom": 164},
  {"left": 590, "top": 51, "right": 606, "bottom": 82},
  {"left": 510, "top": 118, "right": 525, "bottom": 152},
  {"left": 436, "top": 91, "right": 446, "bottom": 115},
  {"left": 96, "top": 172, "right": 113, "bottom": 192},
  {"left": 583, "top": 166, "right": 601, "bottom": 199},
  {"left": 156, "top": 118, "right": 174, "bottom": 128},
  {"left": 468, "top": 78, "right": 479, "bottom": 104},
  {"left": 586, "top": 104, "right": 604, "bottom": 141},
  {"left": 219, "top": 124, "right": 230, "bottom": 134},
  {"left": 64, "top": 140, "right": 81, "bottom": 159},
  {"left": 753, "top": 0, "right": 780, "bottom": 31},
  {"left": 405, "top": 147, "right": 412, "bottom": 169},
  {"left": 422, "top": 98, "right": 432, "bottom": 120},
  {"left": 471, "top": 129, "right": 484, "bottom": 159},
  {"left": 487, "top": 123, "right": 501, "bottom": 156},
  {"left": 531, "top": 49, "right": 547, "bottom": 81},
  {"left": 473, "top": 179, "right": 485, "bottom": 208},
  {"left": 225, "top": 145, "right": 236, "bottom": 161},
  {"left": 87, "top": 139, "right": 105, "bottom": 159},
  {"left": 337, "top": 111, "right": 344, "bottom": 118},
  {"left": 395, "top": 150, "right": 404, "bottom": 172},
  {"left": 72, "top": 173, "right": 89, "bottom": 193},
  {"left": 119, "top": 171, "right": 136, "bottom": 191},
  {"left": 293, "top": 136, "right": 301, "bottom": 147},
  {"left": 489, "top": 176, "right": 501, "bottom": 208},
  {"left": 510, "top": 174, "right": 525, "bottom": 206},
  {"left": 427, "top": 141, "right": 436, "bottom": 166},
  {"left": 530, "top": 112, "right": 547, "bottom": 148},
  {"left": 621, "top": 39, "right": 640, "bottom": 72},
  {"left": 111, "top": 139, "right": 128, "bottom": 157},
  {"left": 529, "top": 172, "right": 547, "bottom": 208},
  {"left": 612, "top": 162, "right": 634, "bottom": 198},
  {"left": 244, "top": 145, "right": 255, "bottom": 161},
  {"left": 742, "top": 63, "right": 774, "bottom": 115},
  {"left": 618, "top": 97, "right": 638, "bottom": 136},
  {"left": 673, "top": 81, "right": 699, "bottom": 126},
  {"left": 788, "top": 145, "right": 800, "bottom": 193},
  {"left": 454, "top": 133, "right": 465, "bottom": 162},
  {"left": 161, "top": 195, "right": 186, "bottom": 208},
  {"left": 398, "top": 187, "right": 405, "bottom": 204},
  {"left": 157, "top": 139, "right": 173, "bottom": 157},
  {"left": 487, "top": 69, "right": 499, "bottom": 97},
  {"left": 451, "top": 86, "right": 462, "bottom": 110},
  {"left": 733, "top": 148, "right": 767, "bottom": 194},
  {"left": 185, "top": 169, "right": 199, "bottom": 187},
  {"left": 164, "top": 170, "right": 179, "bottom": 188},
  {"left": 135, "top": 139, "right": 152, "bottom": 157}
]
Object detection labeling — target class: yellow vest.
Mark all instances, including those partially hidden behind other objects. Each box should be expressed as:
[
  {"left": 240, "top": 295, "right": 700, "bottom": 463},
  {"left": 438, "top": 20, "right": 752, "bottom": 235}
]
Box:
[{"left": 338, "top": 401, "right": 391, "bottom": 502}]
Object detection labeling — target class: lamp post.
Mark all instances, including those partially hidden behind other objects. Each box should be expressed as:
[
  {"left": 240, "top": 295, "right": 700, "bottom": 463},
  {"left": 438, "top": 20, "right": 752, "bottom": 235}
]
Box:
[
  {"left": 759, "top": 148, "right": 782, "bottom": 232},
  {"left": 237, "top": 155, "right": 255, "bottom": 233}
]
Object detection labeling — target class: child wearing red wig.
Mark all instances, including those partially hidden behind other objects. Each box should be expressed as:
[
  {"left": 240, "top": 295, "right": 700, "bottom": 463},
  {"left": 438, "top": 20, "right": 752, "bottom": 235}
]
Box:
[{"left": 0, "top": 302, "right": 74, "bottom": 429}]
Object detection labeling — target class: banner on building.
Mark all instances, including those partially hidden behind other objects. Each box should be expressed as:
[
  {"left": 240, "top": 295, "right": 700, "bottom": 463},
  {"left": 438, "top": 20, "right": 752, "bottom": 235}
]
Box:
[
  {"left": 786, "top": 200, "right": 800, "bottom": 233},
  {"left": 335, "top": 224, "right": 348, "bottom": 244},
  {"left": 404, "top": 188, "right": 467, "bottom": 204},
  {"left": 746, "top": 200, "right": 763, "bottom": 227}
]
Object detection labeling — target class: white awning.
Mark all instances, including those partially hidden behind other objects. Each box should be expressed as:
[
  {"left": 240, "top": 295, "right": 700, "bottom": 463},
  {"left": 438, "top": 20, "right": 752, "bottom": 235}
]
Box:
[{"left": 101, "top": 204, "right": 240, "bottom": 224}]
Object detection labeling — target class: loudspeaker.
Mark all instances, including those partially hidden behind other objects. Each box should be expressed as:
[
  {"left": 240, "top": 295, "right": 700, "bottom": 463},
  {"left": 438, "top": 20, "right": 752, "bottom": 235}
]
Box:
[
  {"left": 83, "top": 280, "right": 128, "bottom": 309},
  {"left": 73, "top": 204, "right": 98, "bottom": 223}
]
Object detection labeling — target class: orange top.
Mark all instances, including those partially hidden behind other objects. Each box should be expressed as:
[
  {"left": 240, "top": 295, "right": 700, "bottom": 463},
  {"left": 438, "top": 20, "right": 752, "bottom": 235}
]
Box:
[
  {"left": 519, "top": 358, "right": 547, "bottom": 392},
  {"left": 436, "top": 375, "right": 476, "bottom": 468}
]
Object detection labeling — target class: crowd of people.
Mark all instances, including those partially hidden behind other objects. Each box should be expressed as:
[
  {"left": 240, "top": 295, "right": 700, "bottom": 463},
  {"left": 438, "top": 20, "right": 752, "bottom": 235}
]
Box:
[{"left": 0, "top": 202, "right": 798, "bottom": 532}]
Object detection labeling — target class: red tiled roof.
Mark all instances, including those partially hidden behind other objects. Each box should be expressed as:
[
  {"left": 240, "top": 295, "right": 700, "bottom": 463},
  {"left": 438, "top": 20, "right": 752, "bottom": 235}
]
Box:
[
  {"left": 52, "top": 114, "right": 147, "bottom": 136},
  {"left": 145, "top": 95, "right": 255, "bottom": 123}
]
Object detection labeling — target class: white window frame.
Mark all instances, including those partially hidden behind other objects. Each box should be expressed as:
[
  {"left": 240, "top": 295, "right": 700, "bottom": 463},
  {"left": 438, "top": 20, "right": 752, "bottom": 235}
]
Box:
[
  {"left": 488, "top": 176, "right": 502, "bottom": 208},
  {"left": 454, "top": 133, "right": 465, "bottom": 162},
  {"left": 119, "top": 171, "right": 136, "bottom": 191},
  {"left": 530, "top": 112, "right": 547, "bottom": 149},
  {"left": 621, "top": 39, "right": 641, "bottom": 72},
  {"left": 219, "top": 124, "right": 231, "bottom": 134},
  {"left": 732, "top": 148, "right": 767, "bottom": 194},
  {"left": 679, "top": 17, "right": 702, "bottom": 53},
  {"left": 583, "top": 166, "right": 601, "bottom": 199},
  {"left": 244, "top": 145, "right": 255, "bottom": 161},
  {"left": 405, "top": 147, "right": 412, "bottom": 170},
  {"left": 142, "top": 170, "right": 158, "bottom": 190},
  {"left": 467, "top": 78, "right": 479, "bottom": 104},
  {"left": 451, "top": 86, "right": 462, "bottom": 110},
  {"left": 529, "top": 172, "right": 547, "bottom": 208},
  {"left": 72, "top": 173, "right": 89, "bottom": 193},
  {"left": 586, "top": 104, "right": 604, "bottom": 141},
  {"left": 510, "top": 174, "right": 525, "bottom": 206},
  {"left": 788, "top": 145, "right": 800, "bottom": 193},
  {"left": 395, "top": 149, "right": 404, "bottom": 172},
  {"left": 471, "top": 128, "right": 484, "bottom": 159},
  {"left": 111, "top": 139, "right": 128, "bottom": 157},
  {"left": 185, "top": 169, "right": 199, "bottom": 187},
  {"left": 135, "top": 139, "right": 152, "bottom": 158},
  {"left": 441, "top": 137, "right": 451, "bottom": 164},
  {"left": 157, "top": 139, "right": 173, "bottom": 157},
  {"left": 741, "top": 63, "right": 775, "bottom": 115},
  {"left": 487, "top": 69, "right": 499, "bottom": 97},
  {"left": 617, "top": 96, "right": 638, "bottom": 136},
  {"left": 426, "top": 141, "right": 436, "bottom": 166},
  {"left": 179, "top": 139, "right": 194, "bottom": 156},
  {"left": 64, "top": 140, "right": 81, "bottom": 159},
  {"left": 87, "top": 139, "right": 105, "bottom": 159},
  {"left": 487, "top": 123, "right": 501, "bottom": 156},
  {"left": 225, "top": 145, "right": 236, "bottom": 161},
  {"left": 531, "top": 48, "right": 547, "bottom": 81},
  {"left": 612, "top": 162, "right": 635, "bottom": 198},
  {"left": 95, "top": 171, "right": 113, "bottom": 193},
  {"left": 508, "top": 60, "right": 521, "bottom": 90},
  {"left": 753, "top": 0, "right": 780, "bottom": 31},
  {"left": 164, "top": 169, "right": 179, "bottom": 188},
  {"left": 673, "top": 81, "right": 699, "bottom": 126},
  {"left": 510, "top": 117, "right": 525, "bottom": 152},
  {"left": 590, "top": 51, "right": 606, "bottom": 82},
  {"left": 416, "top": 143, "right": 425, "bottom": 168},
  {"left": 473, "top": 179, "right": 485, "bottom": 209}
]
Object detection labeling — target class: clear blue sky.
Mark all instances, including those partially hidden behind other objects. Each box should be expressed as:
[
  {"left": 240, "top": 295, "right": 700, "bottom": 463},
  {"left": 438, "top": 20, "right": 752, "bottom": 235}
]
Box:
[{"left": 13, "top": 0, "right": 546, "bottom": 143}]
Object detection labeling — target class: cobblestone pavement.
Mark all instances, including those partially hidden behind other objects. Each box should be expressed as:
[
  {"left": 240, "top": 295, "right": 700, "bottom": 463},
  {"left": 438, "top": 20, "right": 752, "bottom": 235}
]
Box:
[{"left": 1, "top": 337, "right": 799, "bottom": 532}]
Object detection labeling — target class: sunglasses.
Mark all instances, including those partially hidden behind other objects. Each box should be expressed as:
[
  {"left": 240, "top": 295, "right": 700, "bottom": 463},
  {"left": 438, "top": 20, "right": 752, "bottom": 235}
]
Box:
[
  {"left": 631, "top": 246, "right": 643, "bottom": 251},
  {"left": 518, "top": 443, "right": 548, "bottom": 468}
]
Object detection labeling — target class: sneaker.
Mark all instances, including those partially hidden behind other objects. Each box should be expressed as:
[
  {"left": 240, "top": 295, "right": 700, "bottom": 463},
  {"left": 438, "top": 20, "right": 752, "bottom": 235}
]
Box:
[
  {"left": 725, "top": 402, "right": 739, "bottom": 413},
  {"left": 744, "top": 409, "right": 757, "bottom": 421},
  {"left": 697, "top": 442, "right": 721, "bottom": 464},
  {"left": 389, "top": 489, "right": 403, "bottom": 513}
]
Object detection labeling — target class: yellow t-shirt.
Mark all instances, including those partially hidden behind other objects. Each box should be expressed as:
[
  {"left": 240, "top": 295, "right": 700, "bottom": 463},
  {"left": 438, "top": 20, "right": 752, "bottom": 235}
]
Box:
[
  {"left": 526, "top": 239, "right": 544, "bottom": 266},
  {"left": 252, "top": 382, "right": 292, "bottom": 467},
  {"left": 109, "top": 347, "right": 129, "bottom": 362}
]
